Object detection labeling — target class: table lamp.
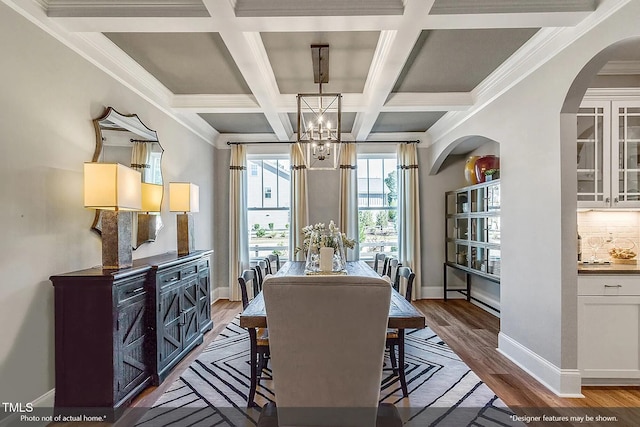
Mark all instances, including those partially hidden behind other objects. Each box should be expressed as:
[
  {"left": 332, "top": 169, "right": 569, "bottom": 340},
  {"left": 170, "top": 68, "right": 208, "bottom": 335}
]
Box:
[
  {"left": 138, "top": 182, "right": 163, "bottom": 243},
  {"left": 169, "top": 182, "right": 199, "bottom": 255},
  {"left": 84, "top": 163, "right": 141, "bottom": 269}
]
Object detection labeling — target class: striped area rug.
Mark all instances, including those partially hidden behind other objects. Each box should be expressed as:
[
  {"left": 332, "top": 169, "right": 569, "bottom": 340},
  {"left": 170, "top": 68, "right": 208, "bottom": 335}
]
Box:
[{"left": 136, "top": 317, "right": 518, "bottom": 426}]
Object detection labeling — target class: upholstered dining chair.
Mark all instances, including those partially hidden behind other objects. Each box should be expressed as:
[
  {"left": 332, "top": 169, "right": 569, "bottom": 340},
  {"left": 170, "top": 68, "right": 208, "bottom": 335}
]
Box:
[
  {"left": 386, "top": 266, "right": 416, "bottom": 397},
  {"left": 238, "top": 269, "right": 270, "bottom": 386},
  {"left": 258, "top": 274, "right": 402, "bottom": 427}
]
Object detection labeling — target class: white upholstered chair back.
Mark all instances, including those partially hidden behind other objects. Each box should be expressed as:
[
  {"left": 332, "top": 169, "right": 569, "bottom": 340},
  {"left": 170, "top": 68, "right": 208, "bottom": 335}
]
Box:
[{"left": 262, "top": 274, "right": 392, "bottom": 427}]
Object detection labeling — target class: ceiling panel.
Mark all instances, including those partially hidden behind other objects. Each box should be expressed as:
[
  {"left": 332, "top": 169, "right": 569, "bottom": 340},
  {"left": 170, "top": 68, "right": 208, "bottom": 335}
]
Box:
[
  {"left": 235, "top": 0, "right": 403, "bottom": 17},
  {"left": 47, "top": 0, "right": 210, "bottom": 17},
  {"left": 430, "top": 0, "right": 596, "bottom": 15},
  {"left": 261, "top": 32, "right": 379, "bottom": 94},
  {"left": 393, "top": 29, "right": 539, "bottom": 93},
  {"left": 105, "top": 32, "right": 252, "bottom": 94},
  {"left": 199, "top": 113, "right": 274, "bottom": 133},
  {"left": 371, "top": 112, "right": 446, "bottom": 133}
]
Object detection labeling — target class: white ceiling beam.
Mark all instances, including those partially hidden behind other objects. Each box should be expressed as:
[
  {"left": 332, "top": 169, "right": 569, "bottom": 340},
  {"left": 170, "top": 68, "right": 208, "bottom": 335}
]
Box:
[
  {"left": 351, "top": 0, "right": 436, "bottom": 141},
  {"left": 383, "top": 92, "right": 474, "bottom": 111},
  {"left": 49, "top": 9, "right": 593, "bottom": 33},
  {"left": 172, "top": 92, "right": 470, "bottom": 114},
  {"left": 201, "top": 0, "right": 292, "bottom": 140}
]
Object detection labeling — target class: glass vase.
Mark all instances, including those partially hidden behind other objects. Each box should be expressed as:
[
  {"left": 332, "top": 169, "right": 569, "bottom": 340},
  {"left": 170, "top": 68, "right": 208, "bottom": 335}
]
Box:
[{"left": 304, "top": 229, "right": 348, "bottom": 275}]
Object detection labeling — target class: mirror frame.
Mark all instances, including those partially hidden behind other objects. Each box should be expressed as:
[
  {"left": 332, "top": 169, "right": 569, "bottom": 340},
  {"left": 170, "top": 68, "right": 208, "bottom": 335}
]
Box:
[{"left": 90, "top": 107, "right": 164, "bottom": 249}]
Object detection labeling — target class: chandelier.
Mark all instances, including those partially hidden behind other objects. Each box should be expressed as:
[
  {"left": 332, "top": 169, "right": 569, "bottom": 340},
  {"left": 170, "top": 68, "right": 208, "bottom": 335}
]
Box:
[{"left": 296, "top": 44, "right": 342, "bottom": 170}]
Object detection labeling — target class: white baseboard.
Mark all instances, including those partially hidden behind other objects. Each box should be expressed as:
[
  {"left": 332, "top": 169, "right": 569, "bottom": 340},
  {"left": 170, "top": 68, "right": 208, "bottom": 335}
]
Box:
[
  {"left": 0, "top": 389, "right": 54, "bottom": 427},
  {"left": 421, "top": 286, "right": 500, "bottom": 317},
  {"left": 498, "top": 332, "right": 583, "bottom": 397},
  {"left": 212, "top": 286, "right": 229, "bottom": 303},
  {"left": 421, "top": 286, "right": 443, "bottom": 298}
]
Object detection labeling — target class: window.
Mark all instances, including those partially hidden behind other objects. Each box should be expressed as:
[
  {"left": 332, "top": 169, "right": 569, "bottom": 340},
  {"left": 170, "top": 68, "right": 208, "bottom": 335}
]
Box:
[
  {"left": 247, "top": 157, "right": 290, "bottom": 260},
  {"left": 357, "top": 155, "right": 398, "bottom": 260}
]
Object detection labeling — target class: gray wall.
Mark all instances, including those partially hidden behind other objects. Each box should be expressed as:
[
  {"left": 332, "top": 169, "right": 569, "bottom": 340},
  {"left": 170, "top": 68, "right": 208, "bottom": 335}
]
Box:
[{"left": 0, "top": 3, "right": 215, "bottom": 405}]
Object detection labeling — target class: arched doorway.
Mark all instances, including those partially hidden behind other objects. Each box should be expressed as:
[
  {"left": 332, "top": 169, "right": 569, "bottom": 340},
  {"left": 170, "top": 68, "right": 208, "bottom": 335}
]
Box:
[{"left": 561, "top": 36, "right": 640, "bottom": 390}]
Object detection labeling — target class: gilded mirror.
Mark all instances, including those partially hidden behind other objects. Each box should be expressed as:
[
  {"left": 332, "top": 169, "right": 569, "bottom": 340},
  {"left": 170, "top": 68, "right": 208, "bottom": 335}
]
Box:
[{"left": 91, "top": 107, "right": 164, "bottom": 249}]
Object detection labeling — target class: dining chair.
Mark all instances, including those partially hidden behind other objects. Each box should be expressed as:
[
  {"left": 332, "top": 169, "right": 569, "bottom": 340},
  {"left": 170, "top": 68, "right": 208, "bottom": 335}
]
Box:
[
  {"left": 372, "top": 252, "right": 387, "bottom": 276},
  {"left": 264, "top": 253, "right": 280, "bottom": 274},
  {"left": 253, "top": 259, "right": 268, "bottom": 293},
  {"left": 258, "top": 274, "right": 401, "bottom": 427},
  {"left": 386, "top": 265, "right": 415, "bottom": 397},
  {"left": 385, "top": 257, "right": 401, "bottom": 286},
  {"left": 238, "top": 269, "right": 270, "bottom": 391}
]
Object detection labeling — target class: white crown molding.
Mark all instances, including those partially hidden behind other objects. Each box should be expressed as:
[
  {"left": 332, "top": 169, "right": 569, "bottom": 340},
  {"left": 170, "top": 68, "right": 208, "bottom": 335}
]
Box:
[
  {"left": 428, "top": 0, "right": 631, "bottom": 148},
  {"left": 584, "top": 87, "right": 640, "bottom": 99},
  {"left": 598, "top": 60, "right": 640, "bottom": 75}
]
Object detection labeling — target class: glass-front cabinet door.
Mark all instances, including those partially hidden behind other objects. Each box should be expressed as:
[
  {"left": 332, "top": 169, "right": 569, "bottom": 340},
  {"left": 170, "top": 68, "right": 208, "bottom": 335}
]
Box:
[
  {"left": 577, "top": 97, "right": 640, "bottom": 209},
  {"left": 577, "top": 101, "right": 610, "bottom": 208},
  {"left": 613, "top": 102, "right": 640, "bottom": 207}
]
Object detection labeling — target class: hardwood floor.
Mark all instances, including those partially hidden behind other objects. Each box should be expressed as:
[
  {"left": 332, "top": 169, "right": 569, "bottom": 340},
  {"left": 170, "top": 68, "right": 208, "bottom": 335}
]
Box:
[
  {"left": 57, "top": 298, "right": 639, "bottom": 426},
  {"left": 413, "top": 299, "right": 640, "bottom": 426}
]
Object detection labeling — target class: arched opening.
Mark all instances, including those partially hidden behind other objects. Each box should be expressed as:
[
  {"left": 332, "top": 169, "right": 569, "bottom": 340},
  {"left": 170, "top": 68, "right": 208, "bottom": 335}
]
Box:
[
  {"left": 431, "top": 135, "right": 500, "bottom": 175},
  {"left": 560, "top": 36, "right": 640, "bottom": 390}
]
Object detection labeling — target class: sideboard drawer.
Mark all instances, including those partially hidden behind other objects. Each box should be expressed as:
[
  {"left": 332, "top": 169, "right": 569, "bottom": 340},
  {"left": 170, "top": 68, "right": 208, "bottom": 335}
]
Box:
[
  {"left": 181, "top": 261, "right": 198, "bottom": 278},
  {"left": 116, "top": 275, "right": 147, "bottom": 305},
  {"left": 578, "top": 275, "right": 640, "bottom": 296}
]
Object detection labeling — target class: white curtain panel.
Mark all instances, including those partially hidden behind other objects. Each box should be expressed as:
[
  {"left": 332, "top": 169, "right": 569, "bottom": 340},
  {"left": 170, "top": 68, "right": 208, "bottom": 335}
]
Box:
[
  {"left": 229, "top": 145, "right": 249, "bottom": 301},
  {"left": 290, "top": 144, "right": 309, "bottom": 261},
  {"left": 397, "top": 143, "right": 422, "bottom": 300},
  {"left": 339, "top": 143, "right": 359, "bottom": 260},
  {"left": 131, "top": 141, "right": 151, "bottom": 182}
]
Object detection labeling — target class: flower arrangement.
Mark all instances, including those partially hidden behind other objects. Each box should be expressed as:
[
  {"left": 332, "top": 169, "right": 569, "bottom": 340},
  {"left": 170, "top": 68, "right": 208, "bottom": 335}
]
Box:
[
  {"left": 484, "top": 168, "right": 500, "bottom": 180},
  {"left": 295, "top": 220, "right": 356, "bottom": 255}
]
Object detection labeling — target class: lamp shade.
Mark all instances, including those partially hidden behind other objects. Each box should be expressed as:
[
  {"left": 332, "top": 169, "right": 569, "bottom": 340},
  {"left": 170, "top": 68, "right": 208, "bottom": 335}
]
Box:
[
  {"left": 169, "top": 182, "right": 199, "bottom": 213},
  {"left": 141, "top": 182, "right": 163, "bottom": 212},
  {"left": 84, "top": 163, "right": 141, "bottom": 211}
]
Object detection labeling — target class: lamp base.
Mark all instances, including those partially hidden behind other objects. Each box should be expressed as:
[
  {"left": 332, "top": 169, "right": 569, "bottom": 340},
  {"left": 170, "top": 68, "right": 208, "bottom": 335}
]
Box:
[
  {"left": 137, "top": 213, "right": 159, "bottom": 245},
  {"left": 101, "top": 210, "right": 133, "bottom": 269},
  {"left": 177, "top": 213, "right": 195, "bottom": 256}
]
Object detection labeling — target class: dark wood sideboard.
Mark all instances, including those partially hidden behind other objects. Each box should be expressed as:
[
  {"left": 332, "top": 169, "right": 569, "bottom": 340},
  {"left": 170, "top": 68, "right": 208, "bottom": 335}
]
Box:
[{"left": 50, "top": 250, "right": 213, "bottom": 420}]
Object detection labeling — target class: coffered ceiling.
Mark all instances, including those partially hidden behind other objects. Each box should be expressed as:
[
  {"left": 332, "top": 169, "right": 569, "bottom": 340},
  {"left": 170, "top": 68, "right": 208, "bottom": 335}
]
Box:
[{"left": 6, "top": 0, "right": 606, "bottom": 146}]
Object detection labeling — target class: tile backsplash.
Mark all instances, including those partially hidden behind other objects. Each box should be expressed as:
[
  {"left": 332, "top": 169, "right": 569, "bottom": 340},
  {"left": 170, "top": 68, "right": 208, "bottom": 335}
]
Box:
[{"left": 577, "top": 211, "right": 640, "bottom": 261}]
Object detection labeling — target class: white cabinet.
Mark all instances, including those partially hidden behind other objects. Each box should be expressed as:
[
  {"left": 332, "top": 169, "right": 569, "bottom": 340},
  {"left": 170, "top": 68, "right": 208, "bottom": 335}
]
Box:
[
  {"left": 578, "top": 97, "right": 640, "bottom": 209},
  {"left": 578, "top": 275, "right": 640, "bottom": 383}
]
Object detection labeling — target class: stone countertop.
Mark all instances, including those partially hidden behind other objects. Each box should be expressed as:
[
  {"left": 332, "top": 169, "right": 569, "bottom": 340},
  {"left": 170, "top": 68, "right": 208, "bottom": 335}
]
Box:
[{"left": 578, "top": 262, "right": 640, "bottom": 274}]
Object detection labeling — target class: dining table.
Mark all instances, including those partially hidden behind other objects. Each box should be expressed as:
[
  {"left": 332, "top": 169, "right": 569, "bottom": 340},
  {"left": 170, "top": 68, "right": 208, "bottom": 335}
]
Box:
[{"left": 239, "top": 260, "right": 426, "bottom": 407}]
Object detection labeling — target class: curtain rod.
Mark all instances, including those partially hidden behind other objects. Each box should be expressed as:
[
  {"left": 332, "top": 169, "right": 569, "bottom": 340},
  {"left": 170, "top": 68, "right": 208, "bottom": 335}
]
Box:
[{"left": 226, "top": 140, "right": 420, "bottom": 145}]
